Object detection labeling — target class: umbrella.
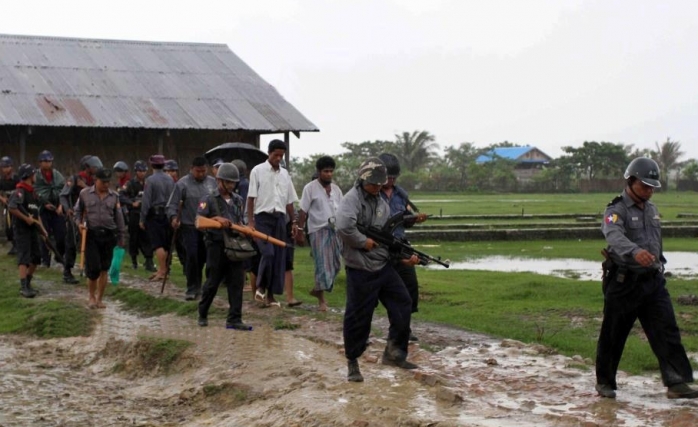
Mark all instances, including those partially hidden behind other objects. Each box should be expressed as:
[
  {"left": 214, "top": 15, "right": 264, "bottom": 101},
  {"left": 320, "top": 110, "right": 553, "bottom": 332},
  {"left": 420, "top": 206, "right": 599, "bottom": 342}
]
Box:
[{"left": 204, "top": 142, "right": 268, "bottom": 169}]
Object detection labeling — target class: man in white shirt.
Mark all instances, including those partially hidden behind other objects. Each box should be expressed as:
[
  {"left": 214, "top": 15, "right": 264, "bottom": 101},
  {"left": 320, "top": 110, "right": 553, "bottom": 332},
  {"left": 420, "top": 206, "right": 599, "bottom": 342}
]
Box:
[
  {"left": 246, "top": 140, "right": 299, "bottom": 306},
  {"left": 297, "top": 156, "right": 343, "bottom": 311}
]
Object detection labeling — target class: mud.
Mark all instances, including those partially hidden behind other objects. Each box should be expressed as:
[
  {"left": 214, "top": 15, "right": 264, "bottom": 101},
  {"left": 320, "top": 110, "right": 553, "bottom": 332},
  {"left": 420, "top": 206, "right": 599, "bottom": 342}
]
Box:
[{"left": 1, "top": 272, "right": 697, "bottom": 426}]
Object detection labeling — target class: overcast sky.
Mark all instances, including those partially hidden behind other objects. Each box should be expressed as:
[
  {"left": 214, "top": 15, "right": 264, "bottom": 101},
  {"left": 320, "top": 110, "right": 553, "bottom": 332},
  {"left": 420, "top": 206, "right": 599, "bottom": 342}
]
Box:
[{"left": 3, "top": 0, "right": 697, "bottom": 162}]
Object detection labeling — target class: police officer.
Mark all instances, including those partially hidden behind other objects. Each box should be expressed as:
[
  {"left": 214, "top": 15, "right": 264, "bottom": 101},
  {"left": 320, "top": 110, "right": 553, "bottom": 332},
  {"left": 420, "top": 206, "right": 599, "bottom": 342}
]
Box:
[
  {"left": 8, "top": 164, "right": 42, "bottom": 298},
  {"left": 60, "top": 155, "right": 99, "bottom": 282},
  {"left": 196, "top": 163, "right": 250, "bottom": 330},
  {"left": 34, "top": 150, "right": 68, "bottom": 270},
  {"left": 164, "top": 159, "right": 179, "bottom": 182},
  {"left": 0, "top": 156, "right": 19, "bottom": 255},
  {"left": 113, "top": 161, "right": 130, "bottom": 189},
  {"left": 75, "top": 168, "right": 126, "bottom": 309},
  {"left": 167, "top": 156, "right": 217, "bottom": 300},
  {"left": 119, "top": 160, "right": 155, "bottom": 271},
  {"left": 140, "top": 154, "right": 174, "bottom": 281},
  {"left": 378, "top": 153, "right": 428, "bottom": 341},
  {"left": 596, "top": 157, "right": 698, "bottom": 399},
  {"left": 336, "top": 157, "right": 419, "bottom": 382}
]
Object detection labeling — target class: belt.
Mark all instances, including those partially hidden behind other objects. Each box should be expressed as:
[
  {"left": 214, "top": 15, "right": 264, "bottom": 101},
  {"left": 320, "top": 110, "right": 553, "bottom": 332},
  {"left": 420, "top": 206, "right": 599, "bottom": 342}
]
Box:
[
  {"left": 149, "top": 206, "right": 166, "bottom": 215},
  {"left": 258, "top": 211, "right": 285, "bottom": 218}
]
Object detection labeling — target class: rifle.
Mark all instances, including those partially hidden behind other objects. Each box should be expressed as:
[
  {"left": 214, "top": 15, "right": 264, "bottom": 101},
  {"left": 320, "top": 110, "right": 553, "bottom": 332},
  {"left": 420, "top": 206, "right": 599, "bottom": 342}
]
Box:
[
  {"left": 195, "top": 216, "right": 290, "bottom": 248},
  {"left": 357, "top": 212, "right": 449, "bottom": 268},
  {"left": 18, "top": 206, "right": 65, "bottom": 265},
  {"left": 161, "top": 202, "right": 182, "bottom": 294}
]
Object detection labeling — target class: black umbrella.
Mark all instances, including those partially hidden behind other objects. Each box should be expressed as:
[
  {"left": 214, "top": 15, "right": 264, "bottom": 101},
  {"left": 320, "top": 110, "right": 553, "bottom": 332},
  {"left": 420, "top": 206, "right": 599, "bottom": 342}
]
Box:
[{"left": 204, "top": 142, "right": 268, "bottom": 169}]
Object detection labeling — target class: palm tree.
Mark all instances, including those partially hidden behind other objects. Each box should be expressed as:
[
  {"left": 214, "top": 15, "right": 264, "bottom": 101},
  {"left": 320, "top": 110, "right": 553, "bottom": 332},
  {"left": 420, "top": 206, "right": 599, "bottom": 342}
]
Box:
[
  {"left": 653, "top": 138, "right": 684, "bottom": 188},
  {"left": 393, "top": 130, "right": 440, "bottom": 173}
]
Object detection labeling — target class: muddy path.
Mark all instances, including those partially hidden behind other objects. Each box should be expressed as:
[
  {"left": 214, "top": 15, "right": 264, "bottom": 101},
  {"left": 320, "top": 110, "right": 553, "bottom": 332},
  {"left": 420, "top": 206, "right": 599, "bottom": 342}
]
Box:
[{"left": 1, "top": 272, "right": 697, "bottom": 426}]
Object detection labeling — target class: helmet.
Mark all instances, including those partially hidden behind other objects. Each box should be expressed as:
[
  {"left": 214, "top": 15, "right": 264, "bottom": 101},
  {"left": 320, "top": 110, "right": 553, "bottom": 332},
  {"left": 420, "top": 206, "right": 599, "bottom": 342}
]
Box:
[
  {"left": 113, "top": 161, "right": 129, "bottom": 172},
  {"left": 358, "top": 157, "right": 388, "bottom": 185},
  {"left": 231, "top": 159, "right": 247, "bottom": 175},
  {"left": 216, "top": 163, "right": 240, "bottom": 182},
  {"left": 79, "top": 155, "right": 93, "bottom": 170},
  {"left": 163, "top": 160, "right": 179, "bottom": 171},
  {"left": 378, "top": 153, "right": 400, "bottom": 176},
  {"left": 0, "top": 156, "right": 13, "bottom": 167},
  {"left": 212, "top": 158, "right": 225, "bottom": 167},
  {"left": 624, "top": 157, "right": 661, "bottom": 188},
  {"left": 17, "top": 163, "right": 36, "bottom": 180},
  {"left": 38, "top": 150, "right": 54, "bottom": 162},
  {"left": 85, "top": 156, "right": 103, "bottom": 169},
  {"left": 133, "top": 160, "right": 148, "bottom": 172}
]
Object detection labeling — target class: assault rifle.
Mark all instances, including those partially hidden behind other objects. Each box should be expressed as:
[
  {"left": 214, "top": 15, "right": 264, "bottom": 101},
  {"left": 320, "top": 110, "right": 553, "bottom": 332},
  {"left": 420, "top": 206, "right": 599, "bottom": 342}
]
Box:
[{"left": 356, "top": 212, "right": 449, "bottom": 268}]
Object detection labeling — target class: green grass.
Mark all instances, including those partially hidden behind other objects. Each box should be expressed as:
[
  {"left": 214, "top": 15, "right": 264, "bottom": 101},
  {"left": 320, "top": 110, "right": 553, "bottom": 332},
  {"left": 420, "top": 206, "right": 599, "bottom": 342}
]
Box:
[{"left": 2, "top": 191, "right": 697, "bottom": 377}]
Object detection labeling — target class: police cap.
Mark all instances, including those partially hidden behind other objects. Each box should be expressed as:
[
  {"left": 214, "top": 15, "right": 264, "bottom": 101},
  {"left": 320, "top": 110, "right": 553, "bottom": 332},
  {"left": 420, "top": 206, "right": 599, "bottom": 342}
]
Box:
[{"left": 95, "top": 168, "right": 112, "bottom": 181}]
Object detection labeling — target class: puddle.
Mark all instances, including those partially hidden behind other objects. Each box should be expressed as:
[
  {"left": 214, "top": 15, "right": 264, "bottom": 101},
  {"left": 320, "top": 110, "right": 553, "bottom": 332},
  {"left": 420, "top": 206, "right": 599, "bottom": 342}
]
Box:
[{"left": 438, "top": 251, "right": 698, "bottom": 281}]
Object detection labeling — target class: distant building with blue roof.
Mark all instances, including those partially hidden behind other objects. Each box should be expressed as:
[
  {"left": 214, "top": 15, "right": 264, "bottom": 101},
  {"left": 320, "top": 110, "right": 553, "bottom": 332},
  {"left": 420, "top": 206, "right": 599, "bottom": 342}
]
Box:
[{"left": 476, "top": 146, "right": 552, "bottom": 181}]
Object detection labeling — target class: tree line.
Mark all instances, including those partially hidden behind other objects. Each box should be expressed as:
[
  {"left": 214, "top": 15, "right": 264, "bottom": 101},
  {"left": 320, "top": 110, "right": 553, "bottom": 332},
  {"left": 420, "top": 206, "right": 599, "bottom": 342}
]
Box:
[{"left": 290, "top": 131, "right": 696, "bottom": 193}]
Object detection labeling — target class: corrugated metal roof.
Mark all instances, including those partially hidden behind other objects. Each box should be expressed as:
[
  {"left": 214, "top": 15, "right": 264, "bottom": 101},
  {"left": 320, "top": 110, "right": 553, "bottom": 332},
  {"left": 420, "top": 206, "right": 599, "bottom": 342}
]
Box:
[{"left": 0, "top": 34, "right": 319, "bottom": 132}]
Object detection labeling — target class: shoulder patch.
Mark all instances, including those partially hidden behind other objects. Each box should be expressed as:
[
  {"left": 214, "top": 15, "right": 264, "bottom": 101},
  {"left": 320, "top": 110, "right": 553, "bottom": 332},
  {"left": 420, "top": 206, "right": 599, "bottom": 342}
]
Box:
[
  {"left": 606, "top": 194, "right": 623, "bottom": 207},
  {"left": 604, "top": 213, "right": 618, "bottom": 224},
  {"left": 198, "top": 201, "right": 207, "bottom": 210}
]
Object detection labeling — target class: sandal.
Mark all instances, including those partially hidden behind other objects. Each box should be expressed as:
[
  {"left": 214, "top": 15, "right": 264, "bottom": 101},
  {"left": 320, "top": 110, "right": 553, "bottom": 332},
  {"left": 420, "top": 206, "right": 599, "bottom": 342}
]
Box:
[
  {"left": 287, "top": 300, "right": 303, "bottom": 307},
  {"left": 254, "top": 289, "right": 267, "bottom": 303}
]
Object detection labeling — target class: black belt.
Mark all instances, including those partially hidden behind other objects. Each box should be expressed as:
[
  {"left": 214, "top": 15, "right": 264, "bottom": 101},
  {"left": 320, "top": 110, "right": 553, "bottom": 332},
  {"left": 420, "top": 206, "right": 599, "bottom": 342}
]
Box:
[
  {"left": 258, "top": 211, "right": 285, "bottom": 218},
  {"left": 149, "top": 206, "right": 166, "bottom": 216},
  {"left": 88, "top": 227, "right": 116, "bottom": 237}
]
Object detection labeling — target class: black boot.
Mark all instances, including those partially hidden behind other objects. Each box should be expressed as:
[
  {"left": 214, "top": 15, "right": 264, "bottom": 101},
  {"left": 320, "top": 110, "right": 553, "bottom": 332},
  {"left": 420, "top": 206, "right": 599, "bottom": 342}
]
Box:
[
  {"left": 131, "top": 256, "right": 138, "bottom": 269},
  {"left": 20, "top": 278, "right": 36, "bottom": 298},
  {"left": 144, "top": 257, "right": 156, "bottom": 272},
  {"left": 26, "top": 274, "right": 38, "bottom": 296},
  {"left": 381, "top": 339, "right": 418, "bottom": 370},
  {"left": 347, "top": 359, "right": 364, "bottom": 382},
  {"left": 63, "top": 269, "right": 79, "bottom": 284}
]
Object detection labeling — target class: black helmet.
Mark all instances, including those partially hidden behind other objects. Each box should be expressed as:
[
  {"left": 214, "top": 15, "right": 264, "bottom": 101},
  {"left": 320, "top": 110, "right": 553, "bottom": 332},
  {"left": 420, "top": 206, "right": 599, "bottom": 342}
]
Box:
[
  {"left": 113, "top": 161, "right": 129, "bottom": 172},
  {"left": 0, "top": 156, "right": 13, "bottom": 167},
  {"left": 18, "top": 163, "right": 36, "bottom": 180},
  {"left": 624, "top": 157, "right": 661, "bottom": 188},
  {"left": 358, "top": 157, "right": 387, "bottom": 185},
  {"left": 378, "top": 153, "right": 400, "bottom": 176},
  {"left": 163, "top": 160, "right": 179, "bottom": 171},
  {"left": 231, "top": 159, "right": 247, "bottom": 175},
  {"left": 85, "top": 156, "right": 103, "bottom": 169},
  {"left": 133, "top": 160, "right": 148, "bottom": 172},
  {"left": 38, "top": 150, "right": 54, "bottom": 162},
  {"left": 216, "top": 163, "right": 240, "bottom": 182}
]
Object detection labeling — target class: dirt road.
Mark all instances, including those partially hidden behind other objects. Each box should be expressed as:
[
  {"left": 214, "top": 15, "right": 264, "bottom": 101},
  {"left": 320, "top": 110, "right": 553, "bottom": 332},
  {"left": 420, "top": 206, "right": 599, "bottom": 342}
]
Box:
[{"left": 1, "top": 274, "right": 697, "bottom": 426}]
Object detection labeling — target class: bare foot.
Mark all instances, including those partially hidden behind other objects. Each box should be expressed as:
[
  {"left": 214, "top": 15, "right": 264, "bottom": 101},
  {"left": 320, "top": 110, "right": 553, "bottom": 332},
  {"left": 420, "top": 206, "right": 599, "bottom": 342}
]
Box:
[
  {"left": 88, "top": 300, "right": 98, "bottom": 309},
  {"left": 319, "top": 302, "right": 328, "bottom": 312},
  {"left": 97, "top": 302, "right": 106, "bottom": 309}
]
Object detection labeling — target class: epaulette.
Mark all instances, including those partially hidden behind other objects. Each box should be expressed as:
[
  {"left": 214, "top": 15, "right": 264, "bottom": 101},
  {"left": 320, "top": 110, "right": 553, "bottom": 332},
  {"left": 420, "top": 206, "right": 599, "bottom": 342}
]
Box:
[{"left": 607, "top": 194, "right": 623, "bottom": 207}]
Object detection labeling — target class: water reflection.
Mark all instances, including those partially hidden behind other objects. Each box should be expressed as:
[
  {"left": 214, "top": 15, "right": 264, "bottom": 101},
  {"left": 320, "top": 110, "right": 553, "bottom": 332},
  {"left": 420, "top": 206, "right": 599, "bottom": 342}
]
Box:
[{"left": 438, "top": 252, "right": 698, "bottom": 281}]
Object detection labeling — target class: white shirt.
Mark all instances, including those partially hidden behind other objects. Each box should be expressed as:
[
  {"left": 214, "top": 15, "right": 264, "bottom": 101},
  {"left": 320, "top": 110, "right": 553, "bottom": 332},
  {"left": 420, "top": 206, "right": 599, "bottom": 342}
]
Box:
[
  {"left": 299, "top": 180, "right": 343, "bottom": 234},
  {"left": 248, "top": 161, "right": 298, "bottom": 215}
]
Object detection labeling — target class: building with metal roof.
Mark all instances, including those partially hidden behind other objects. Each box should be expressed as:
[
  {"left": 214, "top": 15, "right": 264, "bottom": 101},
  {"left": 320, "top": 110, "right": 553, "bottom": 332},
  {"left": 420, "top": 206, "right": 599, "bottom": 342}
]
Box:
[
  {"left": 0, "top": 33, "right": 318, "bottom": 168},
  {"left": 475, "top": 146, "right": 551, "bottom": 164}
]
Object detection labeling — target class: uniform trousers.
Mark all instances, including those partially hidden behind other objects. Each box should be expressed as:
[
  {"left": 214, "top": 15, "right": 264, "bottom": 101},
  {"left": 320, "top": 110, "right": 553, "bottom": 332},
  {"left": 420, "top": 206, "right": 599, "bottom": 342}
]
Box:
[
  {"left": 394, "top": 262, "right": 419, "bottom": 313},
  {"left": 343, "top": 264, "right": 412, "bottom": 360},
  {"left": 596, "top": 270, "right": 694, "bottom": 389},
  {"left": 180, "top": 225, "right": 206, "bottom": 296},
  {"left": 39, "top": 209, "right": 66, "bottom": 265},
  {"left": 198, "top": 240, "right": 245, "bottom": 323},
  {"left": 128, "top": 211, "right": 152, "bottom": 259}
]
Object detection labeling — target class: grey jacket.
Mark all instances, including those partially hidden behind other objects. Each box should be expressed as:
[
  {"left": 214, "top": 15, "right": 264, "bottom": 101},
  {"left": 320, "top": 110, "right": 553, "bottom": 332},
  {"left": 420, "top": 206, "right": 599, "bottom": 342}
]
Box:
[
  {"left": 601, "top": 189, "right": 663, "bottom": 273},
  {"left": 167, "top": 173, "right": 217, "bottom": 226},
  {"left": 140, "top": 170, "right": 174, "bottom": 224},
  {"left": 336, "top": 183, "right": 391, "bottom": 272}
]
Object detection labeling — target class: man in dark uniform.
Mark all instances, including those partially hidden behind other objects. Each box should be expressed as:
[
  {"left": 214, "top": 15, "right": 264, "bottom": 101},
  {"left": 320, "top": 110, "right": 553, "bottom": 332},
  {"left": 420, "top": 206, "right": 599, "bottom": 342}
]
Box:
[
  {"left": 140, "top": 154, "right": 174, "bottom": 281},
  {"left": 0, "top": 156, "right": 19, "bottom": 255},
  {"left": 336, "top": 157, "right": 419, "bottom": 382},
  {"left": 378, "top": 153, "right": 428, "bottom": 341},
  {"left": 75, "top": 168, "right": 126, "bottom": 309},
  {"left": 34, "top": 150, "right": 68, "bottom": 270},
  {"left": 119, "top": 160, "right": 155, "bottom": 271},
  {"left": 113, "top": 161, "right": 130, "bottom": 190},
  {"left": 60, "top": 155, "right": 98, "bottom": 281},
  {"left": 596, "top": 157, "right": 698, "bottom": 399},
  {"left": 167, "top": 156, "right": 217, "bottom": 300},
  {"left": 8, "top": 164, "right": 42, "bottom": 298},
  {"left": 163, "top": 159, "right": 186, "bottom": 271},
  {"left": 196, "top": 163, "right": 250, "bottom": 330}
]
